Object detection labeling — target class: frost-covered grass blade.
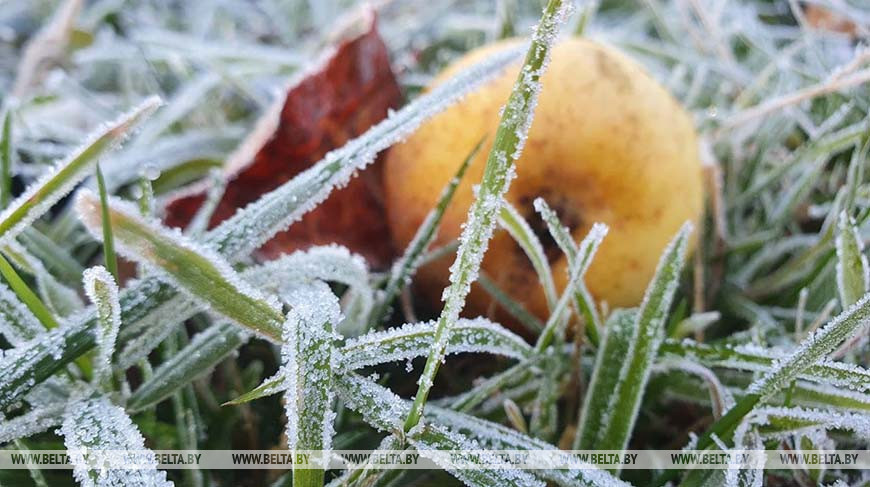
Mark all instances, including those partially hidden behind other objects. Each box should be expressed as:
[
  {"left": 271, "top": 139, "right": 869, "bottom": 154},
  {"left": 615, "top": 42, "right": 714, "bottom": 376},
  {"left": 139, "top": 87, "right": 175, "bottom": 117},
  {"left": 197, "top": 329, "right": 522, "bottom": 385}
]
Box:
[
  {"left": 75, "top": 190, "right": 284, "bottom": 341},
  {"left": 593, "top": 223, "right": 691, "bottom": 465},
  {"left": 403, "top": 0, "right": 572, "bottom": 433},
  {"left": 835, "top": 211, "right": 868, "bottom": 308},
  {"left": 370, "top": 138, "right": 482, "bottom": 326},
  {"left": 0, "top": 96, "right": 160, "bottom": 246},
  {"left": 282, "top": 282, "right": 341, "bottom": 487},
  {"left": 82, "top": 266, "right": 120, "bottom": 393}
]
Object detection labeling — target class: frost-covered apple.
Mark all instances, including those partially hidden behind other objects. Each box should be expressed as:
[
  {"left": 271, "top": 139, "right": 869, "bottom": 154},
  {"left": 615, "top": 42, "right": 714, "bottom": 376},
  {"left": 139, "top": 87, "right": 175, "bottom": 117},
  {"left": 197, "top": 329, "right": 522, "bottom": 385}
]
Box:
[{"left": 383, "top": 38, "right": 703, "bottom": 321}]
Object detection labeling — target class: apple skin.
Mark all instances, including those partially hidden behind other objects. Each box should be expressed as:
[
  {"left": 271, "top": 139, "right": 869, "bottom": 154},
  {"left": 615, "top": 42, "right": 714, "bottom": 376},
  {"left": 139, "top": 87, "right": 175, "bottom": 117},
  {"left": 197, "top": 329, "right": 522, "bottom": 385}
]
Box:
[{"left": 383, "top": 38, "right": 703, "bottom": 324}]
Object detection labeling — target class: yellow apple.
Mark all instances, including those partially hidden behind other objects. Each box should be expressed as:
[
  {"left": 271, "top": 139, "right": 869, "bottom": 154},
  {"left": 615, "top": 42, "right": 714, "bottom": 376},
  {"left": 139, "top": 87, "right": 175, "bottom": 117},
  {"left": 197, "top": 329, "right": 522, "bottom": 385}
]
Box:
[{"left": 383, "top": 38, "right": 703, "bottom": 324}]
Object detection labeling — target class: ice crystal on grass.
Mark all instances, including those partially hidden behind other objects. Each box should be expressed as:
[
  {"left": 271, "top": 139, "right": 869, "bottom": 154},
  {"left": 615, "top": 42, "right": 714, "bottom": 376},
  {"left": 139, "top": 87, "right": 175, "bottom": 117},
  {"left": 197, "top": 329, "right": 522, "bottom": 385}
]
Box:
[
  {"left": 75, "top": 190, "right": 284, "bottom": 341},
  {"left": 0, "top": 280, "right": 43, "bottom": 345},
  {"left": 340, "top": 317, "right": 532, "bottom": 370},
  {"left": 281, "top": 281, "right": 341, "bottom": 479},
  {"left": 0, "top": 401, "right": 65, "bottom": 443},
  {"left": 747, "top": 292, "right": 870, "bottom": 398},
  {"left": 83, "top": 266, "right": 121, "bottom": 393},
  {"left": 535, "top": 222, "right": 608, "bottom": 351},
  {"left": 0, "top": 96, "right": 160, "bottom": 247},
  {"left": 61, "top": 396, "right": 173, "bottom": 487}
]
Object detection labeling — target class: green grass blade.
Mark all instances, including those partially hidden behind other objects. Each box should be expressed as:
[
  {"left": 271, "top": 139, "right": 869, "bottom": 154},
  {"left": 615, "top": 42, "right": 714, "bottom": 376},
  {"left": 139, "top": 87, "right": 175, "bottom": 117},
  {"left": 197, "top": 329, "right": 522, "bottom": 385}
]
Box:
[
  {"left": 835, "top": 211, "right": 868, "bottom": 308},
  {"left": 341, "top": 317, "right": 533, "bottom": 370},
  {"left": 95, "top": 164, "right": 119, "bottom": 281},
  {"left": 753, "top": 406, "right": 870, "bottom": 439},
  {"left": 0, "top": 252, "right": 58, "bottom": 330},
  {"left": 533, "top": 223, "right": 608, "bottom": 352},
  {"left": 654, "top": 289, "right": 870, "bottom": 486},
  {"left": 659, "top": 338, "right": 870, "bottom": 392},
  {"left": 403, "top": 0, "right": 572, "bottom": 433},
  {"left": 0, "top": 96, "right": 160, "bottom": 246},
  {"left": 129, "top": 322, "right": 247, "bottom": 411},
  {"left": 449, "top": 361, "right": 537, "bottom": 413},
  {"left": 0, "top": 281, "right": 43, "bottom": 345},
  {"left": 499, "top": 202, "right": 558, "bottom": 311},
  {"left": 595, "top": 223, "right": 691, "bottom": 463},
  {"left": 534, "top": 197, "right": 601, "bottom": 345},
  {"left": 75, "top": 190, "right": 284, "bottom": 341},
  {"left": 1, "top": 110, "right": 12, "bottom": 208},
  {"left": 82, "top": 266, "right": 121, "bottom": 393},
  {"left": 282, "top": 282, "right": 341, "bottom": 487},
  {"left": 575, "top": 309, "right": 636, "bottom": 449},
  {"left": 19, "top": 228, "right": 84, "bottom": 285},
  {"left": 478, "top": 273, "right": 544, "bottom": 332},
  {"left": 370, "top": 138, "right": 482, "bottom": 326},
  {"left": 409, "top": 422, "right": 546, "bottom": 487}
]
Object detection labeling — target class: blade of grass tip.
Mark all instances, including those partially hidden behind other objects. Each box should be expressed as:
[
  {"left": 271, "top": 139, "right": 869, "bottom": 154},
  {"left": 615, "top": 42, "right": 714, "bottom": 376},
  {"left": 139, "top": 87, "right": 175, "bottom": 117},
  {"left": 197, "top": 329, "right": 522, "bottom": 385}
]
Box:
[
  {"left": 75, "top": 189, "right": 284, "bottom": 341},
  {"left": 0, "top": 96, "right": 160, "bottom": 247},
  {"left": 95, "top": 164, "right": 118, "bottom": 280},
  {"left": 1, "top": 110, "right": 12, "bottom": 208},
  {"left": 533, "top": 197, "right": 601, "bottom": 345},
  {"left": 282, "top": 282, "right": 341, "bottom": 487},
  {"left": 82, "top": 266, "right": 120, "bottom": 394},
  {"left": 574, "top": 309, "right": 637, "bottom": 450},
  {"left": 653, "top": 290, "right": 870, "bottom": 486},
  {"left": 835, "top": 211, "right": 868, "bottom": 308},
  {"left": 370, "top": 137, "right": 484, "bottom": 326},
  {"left": 0, "top": 252, "right": 58, "bottom": 330},
  {"left": 595, "top": 223, "right": 691, "bottom": 467},
  {"left": 403, "top": 0, "right": 573, "bottom": 435},
  {"left": 499, "top": 201, "right": 559, "bottom": 312},
  {"left": 534, "top": 223, "right": 608, "bottom": 352}
]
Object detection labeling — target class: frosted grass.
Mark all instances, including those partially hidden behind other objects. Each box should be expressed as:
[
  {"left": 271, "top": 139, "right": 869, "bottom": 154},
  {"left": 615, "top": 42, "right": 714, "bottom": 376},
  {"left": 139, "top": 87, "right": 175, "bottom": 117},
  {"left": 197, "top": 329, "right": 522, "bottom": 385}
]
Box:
[
  {"left": 61, "top": 396, "right": 173, "bottom": 487},
  {"left": 0, "top": 96, "right": 160, "bottom": 247},
  {"left": 403, "top": 0, "right": 573, "bottom": 433},
  {"left": 281, "top": 282, "right": 341, "bottom": 487},
  {"left": 533, "top": 197, "right": 602, "bottom": 343},
  {"left": 341, "top": 317, "right": 533, "bottom": 370},
  {"left": 370, "top": 139, "right": 480, "bottom": 326},
  {"left": 75, "top": 190, "right": 284, "bottom": 341},
  {"left": 594, "top": 223, "right": 692, "bottom": 466},
  {"left": 82, "top": 266, "right": 121, "bottom": 393},
  {"left": 498, "top": 202, "right": 558, "bottom": 311}
]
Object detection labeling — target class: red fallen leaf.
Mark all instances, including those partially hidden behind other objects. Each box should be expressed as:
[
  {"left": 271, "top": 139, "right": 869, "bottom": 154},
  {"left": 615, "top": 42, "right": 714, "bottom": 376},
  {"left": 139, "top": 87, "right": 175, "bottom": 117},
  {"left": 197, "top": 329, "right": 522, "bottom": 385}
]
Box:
[{"left": 164, "top": 11, "right": 402, "bottom": 268}]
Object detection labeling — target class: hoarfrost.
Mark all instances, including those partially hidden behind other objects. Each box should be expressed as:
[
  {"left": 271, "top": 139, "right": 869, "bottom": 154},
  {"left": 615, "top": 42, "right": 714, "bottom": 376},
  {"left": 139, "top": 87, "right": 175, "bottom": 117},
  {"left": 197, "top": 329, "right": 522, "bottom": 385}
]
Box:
[
  {"left": 0, "top": 96, "right": 160, "bottom": 247},
  {"left": 61, "top": 396, "right": 173, "bottom": 486},
  {"left": 0, "top": 280, "right": 43, "bottom": 344},
  {"left": 83, "top": 266, "right": 121, "bottom": 392},
  {"left": 282, "top": 281, "right": 341, "bottom": 463},
  {"left": 340, "top": 317, "right": 532, "bottom": 370},
  {"left": 0, "top": 401, "right": 65, "bottom": 443}
]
